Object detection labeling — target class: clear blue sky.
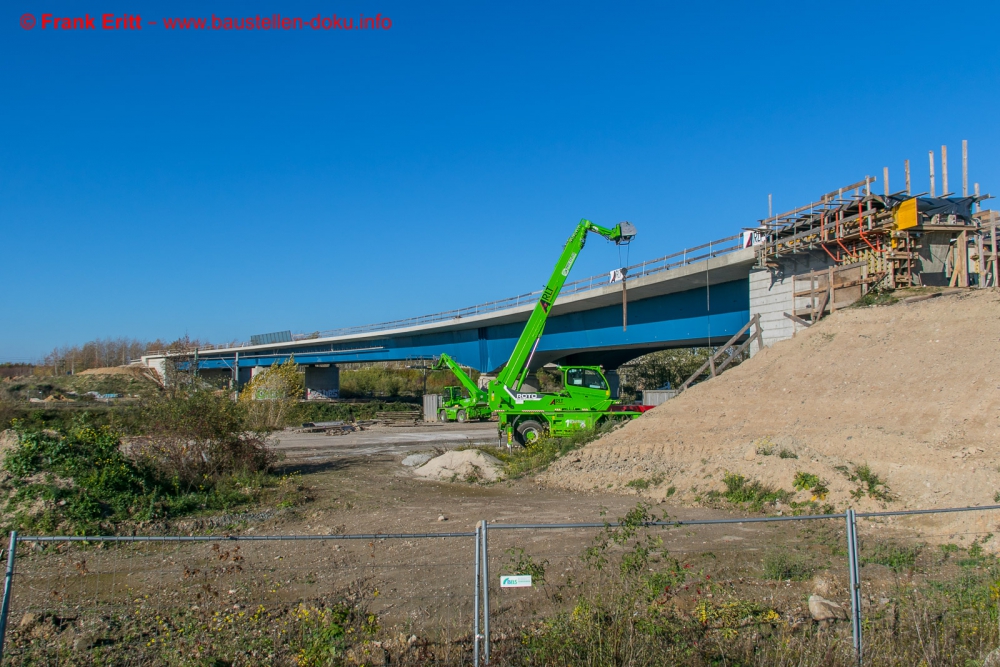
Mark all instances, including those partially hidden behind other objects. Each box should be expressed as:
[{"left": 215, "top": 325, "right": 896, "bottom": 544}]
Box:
[{"left": 2, "top": 0, "right": 997, "bottom": 361}]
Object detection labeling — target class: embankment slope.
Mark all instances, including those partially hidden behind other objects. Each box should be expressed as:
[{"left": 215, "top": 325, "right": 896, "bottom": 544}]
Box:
[{"left": 543, "top": 289, "right": 1000, "bottom": 541}]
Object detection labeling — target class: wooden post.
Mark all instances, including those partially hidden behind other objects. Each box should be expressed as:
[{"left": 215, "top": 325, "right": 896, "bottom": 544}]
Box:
[
  {"left": 990, "top": 211, "right": 1000, "bottom": 287},
  {"left": 962, "top": 140, "right": 968, "bottom": 197},
  {"left": 883, "top": 167, "right": 889, "bottom": 196},
  {"left": 950, "top": 231, "right": 968, "bottom": 288},
  {"left": 810, "top": 272, "right": 817, "bottom": 322},
  {"left": 975, "top": 183, "right": 980, "bottom": 212},
  {"left": 905, "top": 160, "right": 911, "bottom": 195},
  {"left": 768, "top": 194, "right": 772, "bottom": 219},
  {"left": 942, "top": 145, "right": 949, "bottom": 195},
  {"left": 929, "top": 151, "right": 936, "bottom": 197},
  {"left": 977, "top": 231, "right": 985, "bottom": 289},
  {"left": 829, "top": 266, "right": 836, "bottom": 312}
]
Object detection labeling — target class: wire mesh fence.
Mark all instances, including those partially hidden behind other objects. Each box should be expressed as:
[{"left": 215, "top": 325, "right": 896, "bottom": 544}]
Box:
[
  {"left": 1, "top": 505, "right": 999, "bottom": 666},
  {"left": 0, "top": 533, "right": 477, "bottom": 666}
]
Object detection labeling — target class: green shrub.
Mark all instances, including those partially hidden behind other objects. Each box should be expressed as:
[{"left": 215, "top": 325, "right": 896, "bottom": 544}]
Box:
[
  {"left": 2, "top": 399, "right": 278, "bottom": 534},
  {"left": 116, "top": 391, "right": 274, "bottom": 489}
]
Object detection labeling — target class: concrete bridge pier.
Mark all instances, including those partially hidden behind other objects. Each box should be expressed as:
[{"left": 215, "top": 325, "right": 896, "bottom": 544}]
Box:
[{"left": 305, "top": 364, "right": 339, "bottom": 400}]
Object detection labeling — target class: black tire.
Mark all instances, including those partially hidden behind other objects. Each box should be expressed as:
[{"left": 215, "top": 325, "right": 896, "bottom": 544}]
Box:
[
  {"left": 456, "top": 410, "right": 467, "bottom": 423},
  {"left": 438, "top": 409, "right": 448, "bottom": 422},
  {"left": 515, "top": 419, "right": 545, "bottom": 446}
]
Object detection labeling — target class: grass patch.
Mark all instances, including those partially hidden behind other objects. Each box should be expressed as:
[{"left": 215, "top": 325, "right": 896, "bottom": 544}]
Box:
[
  {"left": 861, "top": 540, "right": 921, "bottom": 572},
  {"left": 707, "top": 472, "right": 790, "bottom": 512},
  {"left": 761, "top": 550, "right": 814, "bottom": 581},
  {"left": 625, "top": 475, "right": 664, "bottom": 492},
  {"left": 778, "top": 448, "right": 798, "bottom": 459}
]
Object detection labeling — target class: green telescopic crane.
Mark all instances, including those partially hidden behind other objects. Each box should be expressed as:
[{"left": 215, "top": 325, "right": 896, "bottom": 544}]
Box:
[
  {"left": 428, "top": 218, "right": 650, "bottom": 447},
  {"left": 431, "top": 353, "right": 491, "bottom": 422}
]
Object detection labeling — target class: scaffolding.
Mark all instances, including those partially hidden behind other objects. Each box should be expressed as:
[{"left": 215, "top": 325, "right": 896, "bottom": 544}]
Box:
[{"left": 755, "top": 176, "right": 991, "bottom": 289}]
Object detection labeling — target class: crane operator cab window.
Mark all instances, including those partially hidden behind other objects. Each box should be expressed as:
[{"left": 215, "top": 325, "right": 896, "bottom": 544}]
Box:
[{"left": 565, "top": 368, "right": 608, "bottom": 391}]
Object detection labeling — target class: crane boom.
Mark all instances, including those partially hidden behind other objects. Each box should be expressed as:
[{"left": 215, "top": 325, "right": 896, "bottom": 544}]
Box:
[{"left": 494, "top": 219, "right": 635, "bottom": 396}]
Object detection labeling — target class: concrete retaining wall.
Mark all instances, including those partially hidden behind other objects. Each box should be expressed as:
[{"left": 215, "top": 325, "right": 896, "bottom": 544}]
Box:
[{"left": 749, "top": 251, "right": 835, "bottom": 352}]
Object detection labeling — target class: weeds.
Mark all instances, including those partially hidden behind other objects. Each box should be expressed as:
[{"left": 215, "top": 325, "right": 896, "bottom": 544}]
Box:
[
  {"left": 778, "top": 448, "right": 798, "bottom": 459},
  {"left": 847, "top": 464, "right": 895, "bottom": 502},
  {"left": 495, "top": 422, "right": 617, "bottom": 478},
  {"left": 792, "top": 471, "right": 829, "bottom": 500},
  {"left": 762, "top": 550, "right": 813, "bottom": 581},
  {"left": 709, "top": 472, "right": 790, "bottom": 512},
  {"left": 754, "top": 436, "right": 775, "bottom": 456},
  {"left": 504, "top": 548, "right": 548, "bottom": 586},
  {"left": 853, "top": 286, "right": 898, "bottom": 308},
  {"left": 861, "top": 540, "right": 921, "bottom": 572},
  {"left": 625, "top": 474, "right": 664, "bottom": 492}
]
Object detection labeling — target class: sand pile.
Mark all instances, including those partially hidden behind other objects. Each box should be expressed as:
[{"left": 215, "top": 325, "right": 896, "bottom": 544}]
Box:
[
  {"left": 413, "top": 450, "right": 504, "bottom": 483},
  {"left": 543, "top": 289, "right": 1000, "bottom": 541}
]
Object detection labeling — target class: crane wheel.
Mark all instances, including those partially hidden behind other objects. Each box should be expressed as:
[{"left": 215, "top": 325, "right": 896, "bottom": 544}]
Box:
[
  {"left": 516, "top": 420, "right": 544, "bottom": 446},
  {"left": 456, "top": 410, "right": 467, "bottom": 423},
  {"left": 438, "top": 409, "right": 448, "bottom": 422}
]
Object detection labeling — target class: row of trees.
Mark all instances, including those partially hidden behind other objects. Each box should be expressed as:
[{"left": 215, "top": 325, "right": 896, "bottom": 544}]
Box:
[{"left": 36, "top": 335, "right": 232, "bottom": 376}]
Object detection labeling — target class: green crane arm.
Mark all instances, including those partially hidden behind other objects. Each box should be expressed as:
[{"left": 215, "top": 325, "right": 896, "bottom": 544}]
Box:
[
  {"left": 494, "top": 219, "right": 636, "bottom": 395},
  {"left": 432, "top": 353, "right": 486, "bottom": 400}
]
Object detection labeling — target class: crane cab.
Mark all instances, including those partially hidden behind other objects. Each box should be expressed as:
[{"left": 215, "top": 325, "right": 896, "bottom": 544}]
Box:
[{"left": 561, "top": 366, "right": 611, "bottom": 400}]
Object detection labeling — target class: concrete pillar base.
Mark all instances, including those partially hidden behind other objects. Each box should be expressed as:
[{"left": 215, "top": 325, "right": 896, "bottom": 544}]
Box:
[{"left": 305, "top": 365, "right": 340, "bottom": 400}]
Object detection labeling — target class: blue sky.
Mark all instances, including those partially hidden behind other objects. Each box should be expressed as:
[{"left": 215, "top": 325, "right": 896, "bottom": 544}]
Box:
[{"left": 2, "top": 0, "right": 998, "bottom": 361}]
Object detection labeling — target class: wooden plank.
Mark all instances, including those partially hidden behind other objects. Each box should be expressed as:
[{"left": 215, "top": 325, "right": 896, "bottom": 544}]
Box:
[
  {"left": 784, "top": 312, "right": 812, "bottom": 327},
  {"left": 678, "top": 315, "right": 757, "bottom": 391},
  {"left": 814, "top": 289, "right": 830, "bottom": 321}
]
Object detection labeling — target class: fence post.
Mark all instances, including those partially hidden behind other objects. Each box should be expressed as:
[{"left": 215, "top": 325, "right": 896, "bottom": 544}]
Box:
[
  {"left": 482, "top": 519, "right": 491, "bottom": 663},
  {"left": 846, "top": 510, "right": 862, "bottom": 664},
  {"left": 474, "top": 523, "right": 481, "bottom": 667},
  {"left": 0, "top": 531, "right": 18, "bottom": 662}
]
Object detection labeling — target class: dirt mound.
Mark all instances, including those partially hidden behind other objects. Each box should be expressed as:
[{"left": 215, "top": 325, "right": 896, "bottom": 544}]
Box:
[
  {"left": 413, "top": 450, "right": 503, "bottom": 483},
  {"left": 77, "top": 365, "right": 162, "bottom": 385},
  {"left": 544, "top": 289, "right": 1000, "bottom": 543}
]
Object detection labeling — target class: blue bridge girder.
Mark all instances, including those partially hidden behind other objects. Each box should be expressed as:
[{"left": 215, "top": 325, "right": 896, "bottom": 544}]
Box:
[{"left": 177, "top": 247, "right": 757, "bottom": 375}]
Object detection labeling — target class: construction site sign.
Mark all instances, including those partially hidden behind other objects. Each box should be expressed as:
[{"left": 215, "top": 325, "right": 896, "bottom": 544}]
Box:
[{"left": 500, "top": 575, "right": 532, "bottom": 588}]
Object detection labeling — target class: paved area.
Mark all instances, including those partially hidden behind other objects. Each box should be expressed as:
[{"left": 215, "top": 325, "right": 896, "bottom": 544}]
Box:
[{"left": 271, "top": 420, "right": 497, "bottom": 462}]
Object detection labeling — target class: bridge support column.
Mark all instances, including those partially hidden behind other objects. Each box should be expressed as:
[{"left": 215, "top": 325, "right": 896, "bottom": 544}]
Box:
[{"left": 305, "top": 365, "right": 339, "bottom": 400}]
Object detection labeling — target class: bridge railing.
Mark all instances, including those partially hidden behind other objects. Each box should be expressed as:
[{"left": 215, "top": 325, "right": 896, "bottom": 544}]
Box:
[
  {"left": 291, "top": 234, "right": 744, "bottom": 341},
  {"left": 147, "top": 234, "right": 745, "bottom": 355}
]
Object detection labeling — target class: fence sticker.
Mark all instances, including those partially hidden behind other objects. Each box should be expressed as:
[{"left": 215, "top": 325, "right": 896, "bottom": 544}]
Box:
[{"left": 500, "top": 574, "right": 532, "bottom": 588}]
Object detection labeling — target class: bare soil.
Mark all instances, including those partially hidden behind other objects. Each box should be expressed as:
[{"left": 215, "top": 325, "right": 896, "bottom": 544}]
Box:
[
  {"left": 7, "top": 416, "right": 992, "bottom": 664},
  {"left": 542, "top": 288, "right": 1000, "bottom": 546}
]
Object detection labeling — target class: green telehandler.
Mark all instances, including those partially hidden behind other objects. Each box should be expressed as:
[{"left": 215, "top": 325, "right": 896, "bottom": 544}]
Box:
[
  {"left": 431, "top": 353, "right": 491, "bottom": 422},
  {"left": 436, "top": 218, "right": 652, "bottom": 447}
]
